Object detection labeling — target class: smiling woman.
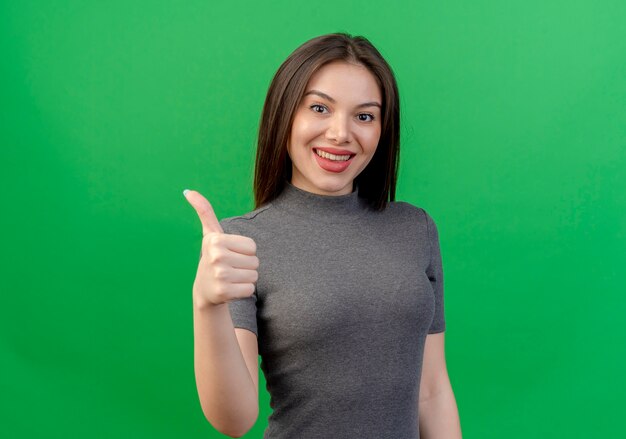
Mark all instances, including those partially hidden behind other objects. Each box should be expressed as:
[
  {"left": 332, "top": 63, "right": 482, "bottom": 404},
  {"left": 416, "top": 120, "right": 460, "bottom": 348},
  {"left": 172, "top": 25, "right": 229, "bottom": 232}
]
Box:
[
  {"left": 287, "top": 61, "right": 382, "bottom": 195},
  {"left": 185, "top": 32, "right": 462, "bottom": 439},
  {"left": 253, "top": 33, "right": 401, "bottom": 211}
]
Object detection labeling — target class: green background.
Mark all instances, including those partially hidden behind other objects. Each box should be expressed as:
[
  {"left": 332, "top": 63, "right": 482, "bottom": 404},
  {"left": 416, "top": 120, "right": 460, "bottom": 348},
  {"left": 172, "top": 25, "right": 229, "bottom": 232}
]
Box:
[{"left": 1, "top": 0, "right": 624, "bottom": 437}]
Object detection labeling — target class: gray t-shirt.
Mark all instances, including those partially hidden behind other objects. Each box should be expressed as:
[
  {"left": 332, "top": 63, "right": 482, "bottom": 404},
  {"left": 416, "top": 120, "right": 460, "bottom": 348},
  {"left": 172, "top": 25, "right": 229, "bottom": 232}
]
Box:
[{"left": 219, "top": 181, "right": 445, "bottom": 439}]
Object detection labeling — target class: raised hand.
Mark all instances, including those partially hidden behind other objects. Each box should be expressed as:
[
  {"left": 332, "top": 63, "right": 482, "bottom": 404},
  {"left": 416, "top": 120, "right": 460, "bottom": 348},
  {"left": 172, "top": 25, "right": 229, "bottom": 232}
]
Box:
[{"left": 184, "top": 189, "right": 259, "bottom": 308}]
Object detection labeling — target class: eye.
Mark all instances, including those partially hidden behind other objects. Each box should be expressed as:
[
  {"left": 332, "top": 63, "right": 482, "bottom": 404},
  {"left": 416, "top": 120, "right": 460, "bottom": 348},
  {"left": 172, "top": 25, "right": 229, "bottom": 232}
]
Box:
[
  {"left": 310, "top": 104, "right": 329, "bottom": 114},
  {"left": 357, "top": 113, "right": 375, "bottom": 122}
]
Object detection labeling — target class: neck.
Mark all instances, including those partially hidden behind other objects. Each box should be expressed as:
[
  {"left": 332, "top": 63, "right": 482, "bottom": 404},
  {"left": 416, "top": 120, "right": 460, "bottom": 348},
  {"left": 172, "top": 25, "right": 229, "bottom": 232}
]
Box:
[{"left": 272, "top": 181, "right": 368, "bottom": 224}]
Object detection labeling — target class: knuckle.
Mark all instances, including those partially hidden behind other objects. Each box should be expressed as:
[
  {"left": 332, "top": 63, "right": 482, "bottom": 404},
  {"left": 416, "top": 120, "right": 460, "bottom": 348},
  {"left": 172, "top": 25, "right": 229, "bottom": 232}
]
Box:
[
  {"left": 213, "top": 284, "right": 227, "bottom": 300},
  {"left": 206, "top": 233, "right": 222, "bottom": 247},
  {"left": 213, "top": 266, "right": 228, "bottom": 281},
  {"left": 207, "top": 248, "right": 224, "bottom": 264},
  {"left": 212, "top": 292, "right": 225, "bottom": 303}
]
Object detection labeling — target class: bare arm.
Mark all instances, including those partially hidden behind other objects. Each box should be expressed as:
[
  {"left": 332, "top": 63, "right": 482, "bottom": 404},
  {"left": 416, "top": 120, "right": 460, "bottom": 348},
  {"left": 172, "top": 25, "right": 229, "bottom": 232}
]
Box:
[
  {"left": 184, "top": 189, "right": 260, "bottom": 438},
  {"left": 193, "top": 297, "right": 259, "bottom": 437},
  {"left": 418, "top": 332, "right": 462, "bottom": 438}
]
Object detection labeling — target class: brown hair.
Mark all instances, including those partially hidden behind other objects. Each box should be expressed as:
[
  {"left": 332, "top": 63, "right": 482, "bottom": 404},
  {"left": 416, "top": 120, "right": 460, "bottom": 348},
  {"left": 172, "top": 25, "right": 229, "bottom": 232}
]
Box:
[{"left": 254, "top": 32, "right": 400, "bottom": 211}]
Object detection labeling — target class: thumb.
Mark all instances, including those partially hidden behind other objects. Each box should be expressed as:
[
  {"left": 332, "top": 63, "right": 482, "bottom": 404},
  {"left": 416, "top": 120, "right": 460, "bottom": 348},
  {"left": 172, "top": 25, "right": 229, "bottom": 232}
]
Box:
[{"left": 183, "top": 189, "right": 224, "bottom": 235}]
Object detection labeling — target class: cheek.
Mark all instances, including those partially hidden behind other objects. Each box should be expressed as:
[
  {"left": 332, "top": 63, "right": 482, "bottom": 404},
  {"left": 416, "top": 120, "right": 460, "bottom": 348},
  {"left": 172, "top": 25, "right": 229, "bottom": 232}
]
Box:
[
  {"left": 359, "top": 127, "right": 382, "bottom": 153},
  {"left": 300, "top": 121, "right": 321, "bottom": 141},
  {"left": 292, "top": 113, "right": 325, "bottom": 141},
  {"left": 288, "top": 116, "right": 304, "bottom": 152},
  {"left": 288, "top": 123, "right": 313, "bottom": 159}
]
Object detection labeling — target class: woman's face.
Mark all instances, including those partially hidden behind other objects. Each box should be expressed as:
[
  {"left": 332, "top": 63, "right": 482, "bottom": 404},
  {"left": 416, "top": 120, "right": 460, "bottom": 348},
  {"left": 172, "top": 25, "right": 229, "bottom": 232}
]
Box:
[{"left": 287, "top": 60, "right": 382, "bottom": 196}]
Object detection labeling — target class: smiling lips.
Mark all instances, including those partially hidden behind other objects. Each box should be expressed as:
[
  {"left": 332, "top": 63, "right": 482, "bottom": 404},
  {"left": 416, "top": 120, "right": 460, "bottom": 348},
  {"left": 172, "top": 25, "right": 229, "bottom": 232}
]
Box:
[{"left": 313, "top": 147, "right": 355, "bottom": 173}]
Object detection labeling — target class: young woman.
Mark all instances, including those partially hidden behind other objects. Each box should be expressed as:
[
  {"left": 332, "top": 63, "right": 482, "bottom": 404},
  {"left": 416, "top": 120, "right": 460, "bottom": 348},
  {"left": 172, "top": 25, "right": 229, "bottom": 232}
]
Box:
[{"left": 184, "top": 33, "right": 462, "bottom": 438}]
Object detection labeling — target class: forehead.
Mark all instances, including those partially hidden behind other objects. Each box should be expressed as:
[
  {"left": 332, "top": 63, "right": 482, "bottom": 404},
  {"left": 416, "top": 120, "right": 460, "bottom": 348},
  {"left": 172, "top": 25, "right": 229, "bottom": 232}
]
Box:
[{"left": 305, "top": 61, "right": 382, "bottom": 102}]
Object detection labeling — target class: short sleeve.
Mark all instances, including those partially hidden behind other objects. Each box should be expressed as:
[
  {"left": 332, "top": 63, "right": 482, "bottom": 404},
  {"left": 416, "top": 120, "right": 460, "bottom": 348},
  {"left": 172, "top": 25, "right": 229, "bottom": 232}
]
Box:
[
  {"left": 202, "top": 218, "right": 258, "bottom": 337},
  {"left": 424, "top": 210, "right": 446, "bottom": 334}
]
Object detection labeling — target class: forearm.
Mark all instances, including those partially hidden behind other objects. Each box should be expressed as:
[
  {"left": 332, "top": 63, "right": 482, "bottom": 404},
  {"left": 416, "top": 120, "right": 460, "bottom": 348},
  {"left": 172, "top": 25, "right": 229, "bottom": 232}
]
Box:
[
  {"left": 193, "top": 297, "right": 258, "bottom": 436},
  {"left": 418, "top": 388, "right": 462, "bottom": 439}
]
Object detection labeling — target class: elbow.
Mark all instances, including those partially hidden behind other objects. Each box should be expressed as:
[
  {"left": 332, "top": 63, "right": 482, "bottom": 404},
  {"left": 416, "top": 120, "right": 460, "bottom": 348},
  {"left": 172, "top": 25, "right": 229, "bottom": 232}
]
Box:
[
  {"left": 202, "top": 404, "right": 258, "bottom": 438},
  {"left": 217, "top": 427, "right": 248, "bottom": 438},
  {"left": 215, "top": 419, "right": 256, "bottom": 437}
]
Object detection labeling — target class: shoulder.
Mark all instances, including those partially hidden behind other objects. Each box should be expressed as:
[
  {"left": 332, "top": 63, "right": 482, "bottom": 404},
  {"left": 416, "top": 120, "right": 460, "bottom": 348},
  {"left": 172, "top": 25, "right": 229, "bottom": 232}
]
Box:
[
  {"left": 385, "top": 200, "right": 441, "bottom": 240},
  {"left": 218, "top": 203, "right": 276, "bottom": 236},
  {"left": 386, "top": 200, "right": 434, "bottom": 224}
]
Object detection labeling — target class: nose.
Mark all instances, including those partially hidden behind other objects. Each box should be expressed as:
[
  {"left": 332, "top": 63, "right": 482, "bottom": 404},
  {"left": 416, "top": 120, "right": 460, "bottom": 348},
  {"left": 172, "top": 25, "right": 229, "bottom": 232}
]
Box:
[{"left": 325, "top": 113, "right": 352, "bottom": 144}]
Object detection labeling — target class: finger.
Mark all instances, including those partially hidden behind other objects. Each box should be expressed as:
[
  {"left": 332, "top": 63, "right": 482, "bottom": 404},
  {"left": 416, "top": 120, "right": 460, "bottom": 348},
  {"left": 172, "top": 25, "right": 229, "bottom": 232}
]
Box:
[
  {"left": 218, "top": 234, "right": 257, "bottom": 256},
  {"left": 227, "top": 268, "right": 259, "bottom": 284},
  {"left": 215, "top": 251, "right": 259, "bottom": 270},
  {"left": 183, "top": 189, "right": 224, "bottom": 235},
  {"left": 225, "top": 283, "right": 256, "bottom": 300}
]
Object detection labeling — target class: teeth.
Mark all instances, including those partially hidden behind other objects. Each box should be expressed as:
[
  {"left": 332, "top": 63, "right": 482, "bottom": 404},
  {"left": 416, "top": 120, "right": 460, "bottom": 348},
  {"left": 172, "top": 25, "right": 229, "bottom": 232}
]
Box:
[{"left": 315, "top": 149, "right": 351, "bottom": 161}]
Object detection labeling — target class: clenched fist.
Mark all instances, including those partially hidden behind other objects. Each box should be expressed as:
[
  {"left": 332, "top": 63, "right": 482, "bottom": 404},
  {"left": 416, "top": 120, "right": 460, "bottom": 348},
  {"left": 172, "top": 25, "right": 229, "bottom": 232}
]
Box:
[{"left": 184, "top": 189, "right": 259, "bottom": 309}]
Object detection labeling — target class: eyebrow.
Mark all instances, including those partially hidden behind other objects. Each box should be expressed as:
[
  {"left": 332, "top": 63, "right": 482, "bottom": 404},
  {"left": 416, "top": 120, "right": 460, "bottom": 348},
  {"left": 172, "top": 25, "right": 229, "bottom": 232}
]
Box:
[{"left": 304, "top": 89, "right": 382, "bottom": 109}]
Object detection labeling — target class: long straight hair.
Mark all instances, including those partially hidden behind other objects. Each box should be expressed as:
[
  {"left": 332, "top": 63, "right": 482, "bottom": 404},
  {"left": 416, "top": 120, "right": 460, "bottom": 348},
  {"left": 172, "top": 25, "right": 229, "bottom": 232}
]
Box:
[{"left": 254, "top": 33, "right": 400, "bottom": 211}]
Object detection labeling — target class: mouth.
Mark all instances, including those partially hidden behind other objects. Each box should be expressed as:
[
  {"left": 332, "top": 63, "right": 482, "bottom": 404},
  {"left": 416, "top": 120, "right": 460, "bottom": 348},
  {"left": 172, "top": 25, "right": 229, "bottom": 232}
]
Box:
[
  {"left": 313, "top": 148, "right": 356, "bottom": 162},
  {"left": 312, "top": 148, "right": 356, "bottom": 173}
]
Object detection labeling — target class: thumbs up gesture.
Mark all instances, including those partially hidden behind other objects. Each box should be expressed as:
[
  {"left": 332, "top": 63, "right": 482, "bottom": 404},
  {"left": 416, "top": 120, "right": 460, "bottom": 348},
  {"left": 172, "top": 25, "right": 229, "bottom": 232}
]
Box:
[{"left": 184, "top": 189, "right": 259, "bottom": 309}]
